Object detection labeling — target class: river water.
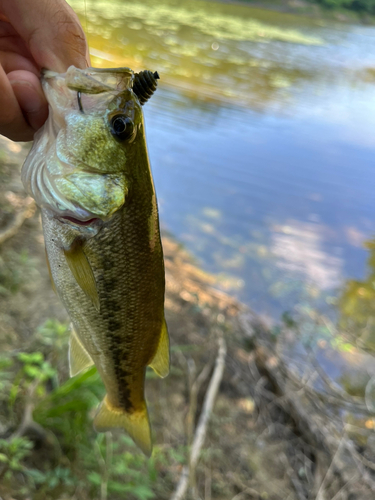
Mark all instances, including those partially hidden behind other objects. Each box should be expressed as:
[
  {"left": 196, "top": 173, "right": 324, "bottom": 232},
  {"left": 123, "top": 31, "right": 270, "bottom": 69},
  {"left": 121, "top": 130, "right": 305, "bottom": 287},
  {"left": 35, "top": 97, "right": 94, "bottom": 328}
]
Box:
[{"left": 70, "top": 0, "right": 375, "bottom": 321}]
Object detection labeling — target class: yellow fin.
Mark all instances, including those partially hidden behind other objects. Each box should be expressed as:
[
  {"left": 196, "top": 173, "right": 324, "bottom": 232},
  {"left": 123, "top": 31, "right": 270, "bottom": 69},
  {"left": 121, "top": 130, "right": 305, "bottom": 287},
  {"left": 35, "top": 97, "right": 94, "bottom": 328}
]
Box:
[
  {"left": 64, "top": 240, "right": 100, "bottom": 311},
  {"left": 45, "top": 247, "right": 57, "bottom": 294},
  {"left": 149, "top": 319, "right": 170, "bottom": 378},
  {"left": 93, "top": 396, "right": 152, "bottom": 457},
  {"left": 69, "top": 327, "right": 94, "bottom": 377}
]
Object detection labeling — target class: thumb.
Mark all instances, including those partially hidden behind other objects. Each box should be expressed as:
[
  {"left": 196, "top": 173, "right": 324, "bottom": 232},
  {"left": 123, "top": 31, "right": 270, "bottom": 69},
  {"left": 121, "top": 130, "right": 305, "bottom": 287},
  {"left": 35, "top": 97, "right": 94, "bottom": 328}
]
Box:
[
  {"left": 0, "top": 0, "right": 90, "bottom": 72},
  {"left": 8, "top": 70, "right": 48, "bottom": 131}
]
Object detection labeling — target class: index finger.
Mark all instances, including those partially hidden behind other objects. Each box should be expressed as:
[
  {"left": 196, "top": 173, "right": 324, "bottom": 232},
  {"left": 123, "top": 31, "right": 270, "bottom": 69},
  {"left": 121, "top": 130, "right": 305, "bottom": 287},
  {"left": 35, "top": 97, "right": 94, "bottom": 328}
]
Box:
[
  {"left": 0, "top": 65, "right": 35, "bottom": 141},
  {"left": 0, "top": 0, "right": 90, "bottom": 72}
]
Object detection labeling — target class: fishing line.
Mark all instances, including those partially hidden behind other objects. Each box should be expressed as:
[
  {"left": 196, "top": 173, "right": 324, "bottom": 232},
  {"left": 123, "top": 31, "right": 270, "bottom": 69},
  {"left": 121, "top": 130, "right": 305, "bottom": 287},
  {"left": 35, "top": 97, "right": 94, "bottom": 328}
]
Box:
[{"left": 84, "top": 0, "right": 90, "bottom": 54}]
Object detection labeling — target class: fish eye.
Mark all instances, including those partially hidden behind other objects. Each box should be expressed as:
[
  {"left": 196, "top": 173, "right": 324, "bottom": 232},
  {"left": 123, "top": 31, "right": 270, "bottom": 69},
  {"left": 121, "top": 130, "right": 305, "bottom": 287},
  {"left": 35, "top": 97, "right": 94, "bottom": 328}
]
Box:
[{"left": 110, "top": 114, "right": 134, "bottom": 141}]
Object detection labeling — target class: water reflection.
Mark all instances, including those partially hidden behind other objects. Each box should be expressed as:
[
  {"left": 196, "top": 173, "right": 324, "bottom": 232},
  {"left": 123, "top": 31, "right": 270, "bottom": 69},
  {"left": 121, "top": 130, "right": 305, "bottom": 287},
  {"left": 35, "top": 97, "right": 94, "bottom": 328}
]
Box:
[
  {"left": 271, "top": 221, "right": 343, "bottom": 290},
  {"left": 275, "top": 232, "right": 375, "bottom": 412},
  {"left": 143, "top": 87, "right": 375, "bottom": 315},
  {"left": 340, "top": 238, "right": 375, "bottom": 353}
]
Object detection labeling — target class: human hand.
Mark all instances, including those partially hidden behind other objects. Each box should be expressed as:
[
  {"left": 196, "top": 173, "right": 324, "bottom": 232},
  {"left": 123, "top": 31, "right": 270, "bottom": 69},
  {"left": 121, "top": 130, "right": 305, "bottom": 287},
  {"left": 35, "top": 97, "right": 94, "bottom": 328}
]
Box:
[{"left": 0, "top": 0, "right": 89, "bottom": 142}]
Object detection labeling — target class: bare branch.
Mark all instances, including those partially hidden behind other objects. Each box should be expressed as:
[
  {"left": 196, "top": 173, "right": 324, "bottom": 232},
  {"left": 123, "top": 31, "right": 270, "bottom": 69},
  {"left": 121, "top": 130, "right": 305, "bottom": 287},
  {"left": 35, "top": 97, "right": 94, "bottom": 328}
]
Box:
[
  {"left": 0, "top": 197, "right": 35, "bottom": 245},
  {"left": 170, "top": 336, "right": 227, "bottom": 500}
]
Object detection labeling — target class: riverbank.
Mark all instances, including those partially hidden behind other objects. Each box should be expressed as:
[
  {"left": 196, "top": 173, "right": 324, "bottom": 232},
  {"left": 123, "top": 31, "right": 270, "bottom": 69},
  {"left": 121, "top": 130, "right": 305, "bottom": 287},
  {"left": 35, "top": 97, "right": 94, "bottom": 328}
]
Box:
[
  {"left": 0, "top": 137, "right": 374, "bottom": 499},
  {"left": 214, "top": 0, "right": 375, "bottom": 24}
]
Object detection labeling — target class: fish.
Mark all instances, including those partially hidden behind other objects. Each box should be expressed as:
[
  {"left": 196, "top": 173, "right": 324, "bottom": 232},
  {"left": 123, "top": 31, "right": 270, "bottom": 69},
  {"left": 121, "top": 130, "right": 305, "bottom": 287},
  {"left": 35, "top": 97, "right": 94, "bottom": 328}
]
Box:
[{"left": 21, "top": 66, "right": 169, "bottom": 456}]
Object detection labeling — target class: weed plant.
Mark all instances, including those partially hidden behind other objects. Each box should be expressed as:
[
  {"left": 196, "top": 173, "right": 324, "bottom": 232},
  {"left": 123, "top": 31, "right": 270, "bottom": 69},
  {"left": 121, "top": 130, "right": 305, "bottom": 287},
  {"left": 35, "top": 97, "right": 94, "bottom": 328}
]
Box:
[{"left": 0, "top": 320, "right": 174, "bottom": 500}]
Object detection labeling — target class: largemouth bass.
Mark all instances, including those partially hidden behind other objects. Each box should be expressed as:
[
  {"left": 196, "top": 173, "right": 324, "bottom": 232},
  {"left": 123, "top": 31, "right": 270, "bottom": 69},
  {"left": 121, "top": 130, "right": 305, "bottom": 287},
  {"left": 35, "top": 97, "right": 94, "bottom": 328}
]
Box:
[{"left": 21, "top": 66, "right": 169, "bottom": 456}]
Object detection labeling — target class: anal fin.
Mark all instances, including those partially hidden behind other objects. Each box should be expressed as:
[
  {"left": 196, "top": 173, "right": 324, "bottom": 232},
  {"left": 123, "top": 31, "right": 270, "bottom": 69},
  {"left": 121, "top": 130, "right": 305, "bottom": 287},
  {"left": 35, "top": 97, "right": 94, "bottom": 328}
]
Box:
[
  {"left": 69, "top": 326, "right": 94, "bottom": 377},
  {"left": 64, "top": 239, "right": 100, "bottom": 311},
  {"left": 94, "top": 396, "right": 152, "bottom": 457},
  {"left": 149, "top": 319, "right": 170, "bottom": 378}
]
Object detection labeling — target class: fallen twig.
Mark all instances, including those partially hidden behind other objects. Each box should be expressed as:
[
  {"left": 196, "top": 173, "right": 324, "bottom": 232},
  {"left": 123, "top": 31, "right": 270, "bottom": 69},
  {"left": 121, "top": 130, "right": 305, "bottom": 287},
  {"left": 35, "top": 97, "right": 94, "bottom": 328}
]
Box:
[
  {"left": 0, "top": 197, "right": 35, "bottom": 245},
  {"left": 253, "top": 338, "right": 374, "bottom": 499},
  {"left": 11, "top": 379, "right": 46, "bottom": 441},
  {"left": 186, "top": 357, "right": 213, "bottom": 446},
  {"left": 170, "top": 335, "right": 227, "bottom": 500}
]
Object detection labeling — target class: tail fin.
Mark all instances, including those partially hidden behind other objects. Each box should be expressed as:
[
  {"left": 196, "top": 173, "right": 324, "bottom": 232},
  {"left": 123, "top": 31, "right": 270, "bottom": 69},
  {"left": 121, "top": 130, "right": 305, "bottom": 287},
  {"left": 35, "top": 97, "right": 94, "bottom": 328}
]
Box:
[{"left": 93, "top": 396, "right": 152, "bottom": 457}]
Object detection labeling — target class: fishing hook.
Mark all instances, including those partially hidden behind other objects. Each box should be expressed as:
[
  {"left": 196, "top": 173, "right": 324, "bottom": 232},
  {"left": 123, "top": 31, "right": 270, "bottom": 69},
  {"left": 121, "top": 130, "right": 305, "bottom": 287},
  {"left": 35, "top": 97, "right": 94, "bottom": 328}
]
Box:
[{"left": 77, "top": 91, "right": 84, "bottom": 113}]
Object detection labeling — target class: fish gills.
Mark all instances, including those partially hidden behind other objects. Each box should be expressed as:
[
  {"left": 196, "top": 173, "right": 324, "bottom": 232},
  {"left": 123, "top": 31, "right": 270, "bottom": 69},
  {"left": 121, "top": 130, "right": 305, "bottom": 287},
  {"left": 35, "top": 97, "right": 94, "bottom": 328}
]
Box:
[{"left": 94, "top": 395, "right": 152, "bottom": 457}]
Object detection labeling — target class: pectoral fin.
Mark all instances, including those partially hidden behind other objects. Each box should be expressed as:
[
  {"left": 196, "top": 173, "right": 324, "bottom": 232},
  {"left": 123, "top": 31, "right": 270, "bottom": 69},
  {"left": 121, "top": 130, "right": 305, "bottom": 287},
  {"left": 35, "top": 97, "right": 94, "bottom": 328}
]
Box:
[
  {"left": 94, "top": 396, "right": 152, "bottom": 457},
  {"left": 69, "top": 327, "right": 94, "bottom": 377},
  {"left": 149, "top": 319, "right": 170, "bottom": 378},
  {"left": 64, "top": 240, "right": 100, "bottom": 311}
]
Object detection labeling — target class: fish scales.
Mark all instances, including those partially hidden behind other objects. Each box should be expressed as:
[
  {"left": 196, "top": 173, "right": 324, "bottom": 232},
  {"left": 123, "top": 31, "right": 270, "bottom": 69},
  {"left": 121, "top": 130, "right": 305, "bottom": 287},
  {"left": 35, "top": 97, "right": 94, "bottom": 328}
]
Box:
[{"left": 22, "top": 66, "right": 169, "bottom": 456}]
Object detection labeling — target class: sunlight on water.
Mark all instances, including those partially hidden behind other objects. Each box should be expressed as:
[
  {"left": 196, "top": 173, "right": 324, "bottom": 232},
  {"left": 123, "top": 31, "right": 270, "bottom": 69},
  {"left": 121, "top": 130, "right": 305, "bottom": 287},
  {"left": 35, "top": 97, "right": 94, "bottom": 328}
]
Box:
[{"left": 70, "top": 0, "right": 331, "bottom": 109}]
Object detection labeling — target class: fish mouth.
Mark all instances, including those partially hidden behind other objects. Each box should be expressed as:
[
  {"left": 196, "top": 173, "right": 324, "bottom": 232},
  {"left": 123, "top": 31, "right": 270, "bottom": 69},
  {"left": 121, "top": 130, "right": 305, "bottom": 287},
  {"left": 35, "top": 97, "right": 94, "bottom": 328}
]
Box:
[{"left": 60, "top": 216, "right": 100, "bottom": 227}]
